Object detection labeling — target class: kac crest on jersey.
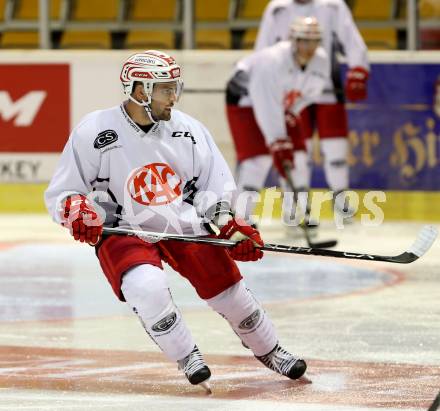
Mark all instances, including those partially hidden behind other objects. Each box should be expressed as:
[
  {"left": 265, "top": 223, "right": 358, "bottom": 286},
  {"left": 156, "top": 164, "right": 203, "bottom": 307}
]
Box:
[{"left": 127, "top": 162, "right": 182, "bottom": 206}]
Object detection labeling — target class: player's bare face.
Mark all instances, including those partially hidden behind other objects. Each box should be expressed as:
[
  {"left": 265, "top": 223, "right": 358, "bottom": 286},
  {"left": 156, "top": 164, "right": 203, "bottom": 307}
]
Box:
[
  {"left": 151, "top": 82, "right": 179, "bottom": 121},
  {"left": 296, "top": 39, "right": 320, "bottom": 64}
]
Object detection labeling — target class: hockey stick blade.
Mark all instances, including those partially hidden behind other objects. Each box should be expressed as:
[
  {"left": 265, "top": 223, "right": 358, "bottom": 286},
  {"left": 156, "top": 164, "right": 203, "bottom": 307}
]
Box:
[
  {"left": 264, "top": 225, "right": 438, "bottom": 263},
  {"left": 102, "top": 225, "right": 437, "bottom": 264},
  {"left": 308, "top": 238, "right": 338, "bottom": 249},
  {"left": 300, "top": 224, "right": 338, "bottom": 249},
  {"left": 403, "top": 225, "right": 438, "bottom": 262}
]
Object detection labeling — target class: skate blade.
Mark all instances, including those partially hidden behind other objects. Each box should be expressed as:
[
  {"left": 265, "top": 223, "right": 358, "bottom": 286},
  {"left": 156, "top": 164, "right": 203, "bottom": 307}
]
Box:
[{"left": 199, "top": 380, "right": 212, "bottom": 395}]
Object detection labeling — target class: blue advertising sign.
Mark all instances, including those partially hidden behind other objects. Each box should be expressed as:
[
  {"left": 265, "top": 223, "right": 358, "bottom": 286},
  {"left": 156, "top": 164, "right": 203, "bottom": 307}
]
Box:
[{"left": 310, "top": 63, "right": 440, "bottom": 191}]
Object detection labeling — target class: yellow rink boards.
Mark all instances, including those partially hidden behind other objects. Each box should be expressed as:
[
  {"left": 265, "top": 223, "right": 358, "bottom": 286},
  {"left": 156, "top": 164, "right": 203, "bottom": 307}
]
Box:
[{"left": 1, "top": 184, "right": 439, "bottom": 221}]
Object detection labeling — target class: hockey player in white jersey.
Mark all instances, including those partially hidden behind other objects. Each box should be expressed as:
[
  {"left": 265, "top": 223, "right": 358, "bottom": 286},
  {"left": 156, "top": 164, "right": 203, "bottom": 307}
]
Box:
[
  {"left": 255, "top": 0, "right": 370, "bottom": 215},
  {"left": 45, "top": 50, "right": 307, "bottom": 392},
  {"left": 226, "top": 17, "right": 329, "bottom": 226}
]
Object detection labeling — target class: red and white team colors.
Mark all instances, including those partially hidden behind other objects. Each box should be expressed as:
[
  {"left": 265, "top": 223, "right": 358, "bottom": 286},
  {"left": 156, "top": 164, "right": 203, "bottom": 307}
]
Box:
[
  {"left": 45, "top": 105, "right": 235, "bottom": 236},
  {"left": 255, "top": 0, "right": 370, "bottom": 204},
  {"left": 255, "top": 0, "right": 369, "bottom": 105},
  {"left": 44, "top": 50, "right": 308, "bottom": 390},
  {"left": 229, "top": 40, "right": 329, "bottom": 156},
  {"left": 226, "top": 38, "right": 329, "bottom": 220}
]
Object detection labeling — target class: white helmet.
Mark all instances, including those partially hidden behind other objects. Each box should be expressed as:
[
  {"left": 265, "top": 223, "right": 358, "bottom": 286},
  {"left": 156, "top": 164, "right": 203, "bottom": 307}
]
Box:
[
  {"left": 289, "top": 16, "right": 322, "bottom": 41},
  {"left": 120, "top": 50, "right": 183, "bottom": 121}
]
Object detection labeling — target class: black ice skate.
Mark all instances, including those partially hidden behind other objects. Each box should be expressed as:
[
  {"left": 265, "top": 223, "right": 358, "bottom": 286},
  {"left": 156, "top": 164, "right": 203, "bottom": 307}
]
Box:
[
  {"left": 177, "top": 345, "right": 212, "bottom": 393},
  {"left": 256, "top": 344, "right": 307, "bottom": 380}
]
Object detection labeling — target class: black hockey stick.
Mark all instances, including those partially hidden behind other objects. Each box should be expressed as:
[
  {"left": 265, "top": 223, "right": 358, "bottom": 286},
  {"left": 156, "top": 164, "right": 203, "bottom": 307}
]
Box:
[
  {"left": 281, "top": 162, "right": 338, "bottom": 249},
  {"left": 102, "top": 225, "right": 437, "bottom": 264},
  {"left": 428, "top": 390, "right": 440, "bottom": 411}
]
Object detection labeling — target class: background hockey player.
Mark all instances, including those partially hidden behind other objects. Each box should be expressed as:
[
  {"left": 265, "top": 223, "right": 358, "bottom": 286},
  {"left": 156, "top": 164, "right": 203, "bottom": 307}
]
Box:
[
  {"left": 255, "top": 0, "right": 370, "bottom": 215},
  {"left": 226, "top": 17, "right": 329, "bottom": 227},
  {"left": 44, "top": 50, "right": 307, "bottom": 392}
]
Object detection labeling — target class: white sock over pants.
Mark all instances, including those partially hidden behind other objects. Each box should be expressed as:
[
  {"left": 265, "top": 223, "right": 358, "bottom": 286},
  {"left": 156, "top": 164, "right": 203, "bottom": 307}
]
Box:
[
  {"left": 122, "top": 265, "right": 277, "bottom": 361},
  {"left": 206, "top": 280, "right": 277, "bottom": 356},
  {"left": 313, "top": 137, "right": 349, "bottom": 192},
  {"left": 121, "top": 264, "right": 195, "bottom": 362}
]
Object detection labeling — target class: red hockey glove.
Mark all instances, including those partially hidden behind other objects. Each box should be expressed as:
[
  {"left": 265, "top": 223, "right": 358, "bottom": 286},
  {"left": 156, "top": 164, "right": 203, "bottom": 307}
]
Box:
[
  {"left": 345, "top": 67, "right": 369, "bottom": 101},
  {"left": 218, "top": 218, "right": 264, "bottom": 262},
  {"left": 61, "top": 194, "right": 103, "bottom": 245},
  {"left": 270, "top": 138, "right": 294, "bottom": 178}
]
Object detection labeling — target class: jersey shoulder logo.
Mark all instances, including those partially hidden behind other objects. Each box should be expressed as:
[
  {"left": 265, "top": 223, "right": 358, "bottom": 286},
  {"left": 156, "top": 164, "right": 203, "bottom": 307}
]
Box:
[
  {"left": 94, "top": 130, "right": 118, "bottom": 149},
  {"left": 171, "top": 131, "right": 196, "bottom": 145}
]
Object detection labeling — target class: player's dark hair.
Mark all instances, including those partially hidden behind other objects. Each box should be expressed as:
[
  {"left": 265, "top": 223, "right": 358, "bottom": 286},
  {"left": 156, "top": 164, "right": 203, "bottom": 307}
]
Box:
[{"left": 131, "top": 81, "right": 143, "bottom": 94}]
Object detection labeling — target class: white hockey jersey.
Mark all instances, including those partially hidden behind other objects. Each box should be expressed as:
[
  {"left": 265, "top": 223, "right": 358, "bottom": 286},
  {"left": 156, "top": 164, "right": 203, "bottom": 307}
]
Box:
[
  {"left": 45, "top": 104, "right": 236, "bottom": 235},
  {"left": 231, "top": 41, "right": 329, "bottom": 144},
  {"left": 255, "top": 0, "right": 369, "bottom": 103}
]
